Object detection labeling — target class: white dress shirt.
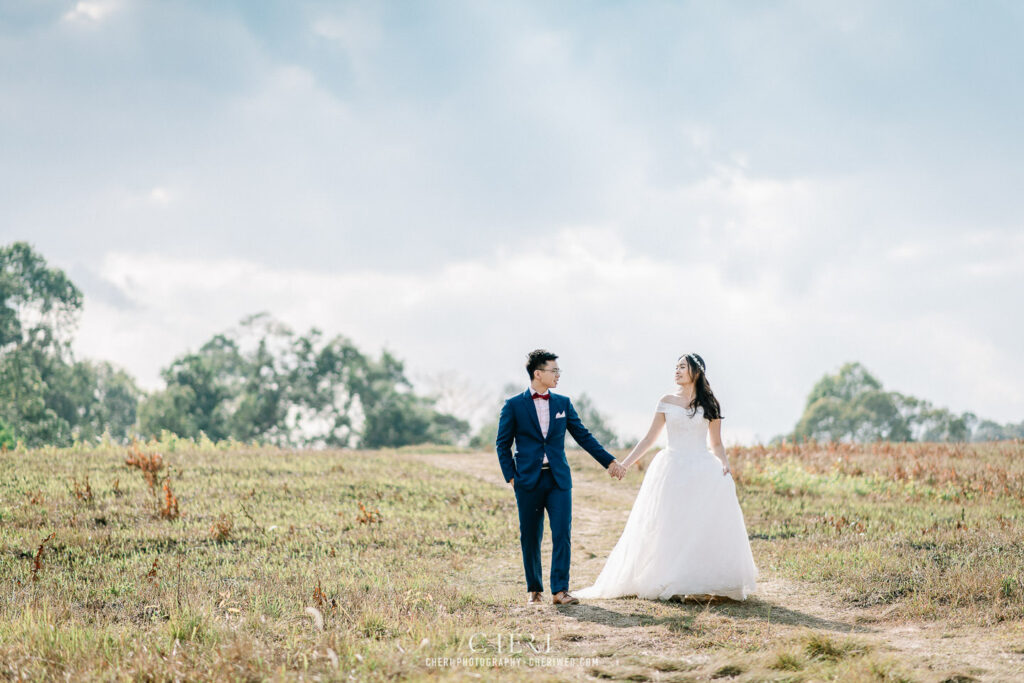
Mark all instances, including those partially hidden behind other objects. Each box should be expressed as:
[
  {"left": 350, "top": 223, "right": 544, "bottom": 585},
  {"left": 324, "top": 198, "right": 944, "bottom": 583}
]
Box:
[{"left": 530, "top": 387, "right": 550, "bottom": 463}]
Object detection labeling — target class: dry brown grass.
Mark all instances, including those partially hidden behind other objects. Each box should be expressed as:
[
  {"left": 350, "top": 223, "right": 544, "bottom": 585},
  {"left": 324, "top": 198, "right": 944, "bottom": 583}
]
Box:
[
  {"left": 29, "top": 531, "right": 55, "bottom": 583},
  {"left": 159, "top": 476, "right": 181, "bottom": 519},
  {"left": 2, "top": 439, "right": 1021, "bottom": 681},
  {"left": 123, "top": 440, "right": 165, "bottom": 494},
  {"left": 71, "top": 475, "right": 93, "bottom": 503},
  {"left": 208, "top": 512, "right": 233, "bottom": 541},
  {"left": 728, "top": 438, "right": 1024, "bottom": 501},
  {"left": 356, "top": 501, "right": 383, "bottom": 524}
]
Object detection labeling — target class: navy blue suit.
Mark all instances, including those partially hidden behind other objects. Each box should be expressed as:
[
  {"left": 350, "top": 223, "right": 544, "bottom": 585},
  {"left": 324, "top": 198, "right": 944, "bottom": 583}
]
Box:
[{"left": 496, "top": 389, "right": 617, "bottom": 594}]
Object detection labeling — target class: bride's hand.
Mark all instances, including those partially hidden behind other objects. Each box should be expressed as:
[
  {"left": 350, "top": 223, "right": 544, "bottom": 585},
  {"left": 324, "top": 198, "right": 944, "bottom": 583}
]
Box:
[
  {"left": 721, "top": 463, "right": 731, "bottom": 476},
  {"left": 608, "top": 461, "right": 624, "bottom": 480}
]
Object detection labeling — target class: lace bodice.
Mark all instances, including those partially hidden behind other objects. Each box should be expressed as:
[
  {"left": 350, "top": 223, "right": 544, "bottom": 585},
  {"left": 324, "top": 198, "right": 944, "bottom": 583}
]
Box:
[{"left": 656, "top": 400, "right": 710, "bottom": 452}]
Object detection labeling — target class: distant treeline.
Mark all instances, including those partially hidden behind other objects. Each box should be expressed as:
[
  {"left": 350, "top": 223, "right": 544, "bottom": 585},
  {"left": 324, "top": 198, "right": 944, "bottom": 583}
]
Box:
[
  {"left": 1, "top": 242, "right": 1019, "bottom": 449},
  {"left": 783, "top": 362, "right": 1023, "bottom": 444},
  {"left": 0, "top": 242, "right": 469, "bottom": 449}
]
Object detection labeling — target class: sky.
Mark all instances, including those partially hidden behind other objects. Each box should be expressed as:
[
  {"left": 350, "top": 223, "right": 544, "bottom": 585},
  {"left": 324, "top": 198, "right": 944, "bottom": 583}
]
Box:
[{"left": 2, "top": 0, "right": 1022, "bottom": 445}]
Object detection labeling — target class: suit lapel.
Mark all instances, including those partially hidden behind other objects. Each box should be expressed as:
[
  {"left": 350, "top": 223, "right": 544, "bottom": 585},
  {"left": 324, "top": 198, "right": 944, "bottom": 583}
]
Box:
[
  {"left": 545, "top": 393, "right": 557, "bottom": 442},
  {"left": 522, "top": 390, "right": 543, "bottom": 439}
]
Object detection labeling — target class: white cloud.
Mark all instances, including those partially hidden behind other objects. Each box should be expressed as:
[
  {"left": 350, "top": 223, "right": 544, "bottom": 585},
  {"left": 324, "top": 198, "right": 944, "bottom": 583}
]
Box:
[
  {"left": 4, "top": 1, "right": 1021, "bottom": 447},
  {"left": 71, "top": 226, "right": 1024, "bottom": 446},
  {"left": 147, "top": 187, "right": 172, "bottom": 205},
  {"left": 310, "top": 9, "right": 382, "bottom": 87},
  {"left": 63, "top": 1, "right": 119, "bottom": 23}
]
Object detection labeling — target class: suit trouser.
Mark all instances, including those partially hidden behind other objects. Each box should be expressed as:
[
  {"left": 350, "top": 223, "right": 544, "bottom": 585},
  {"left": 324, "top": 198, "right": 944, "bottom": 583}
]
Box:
[{"left": 514, "top": 466, "right": 572, "bottom": 594}]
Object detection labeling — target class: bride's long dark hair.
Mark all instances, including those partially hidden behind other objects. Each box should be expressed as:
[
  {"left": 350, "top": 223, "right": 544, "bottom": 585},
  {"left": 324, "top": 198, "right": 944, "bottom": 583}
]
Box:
[{"left": 681, "top": 353, "right": 723, "bottom": 421}]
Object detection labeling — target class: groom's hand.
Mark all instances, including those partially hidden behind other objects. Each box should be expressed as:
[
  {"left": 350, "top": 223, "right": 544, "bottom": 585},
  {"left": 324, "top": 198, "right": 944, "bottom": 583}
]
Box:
[
  {"left": 508, "top": 478, "right": 514, "bottom": 486},
  {"left": 607, "top": 461, "right": 626, "bottom": 480}
]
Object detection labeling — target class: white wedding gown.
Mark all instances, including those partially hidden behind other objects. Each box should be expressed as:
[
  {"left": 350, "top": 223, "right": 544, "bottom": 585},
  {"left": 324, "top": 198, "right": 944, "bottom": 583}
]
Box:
[{"left": 573, "top": 400, "right": 758, "bottom": 600}]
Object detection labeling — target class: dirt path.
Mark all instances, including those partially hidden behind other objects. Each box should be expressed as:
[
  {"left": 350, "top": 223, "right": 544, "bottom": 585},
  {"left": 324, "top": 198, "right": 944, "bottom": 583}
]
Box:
[{"left": 402, "top": 451, "right": 1024, "bottom": 681}]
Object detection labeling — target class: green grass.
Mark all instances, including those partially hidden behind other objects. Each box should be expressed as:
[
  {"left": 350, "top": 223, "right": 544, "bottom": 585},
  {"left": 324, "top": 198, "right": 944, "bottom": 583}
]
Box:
[
  {"left": 2, "top": 438, "right": 1021, "bottom": 680},
  {"left": 0, "top": 440, "right": 513, "bottom": 680},
  {"left": 729, "top": 441, "right": 1024, "bottom": 624}
]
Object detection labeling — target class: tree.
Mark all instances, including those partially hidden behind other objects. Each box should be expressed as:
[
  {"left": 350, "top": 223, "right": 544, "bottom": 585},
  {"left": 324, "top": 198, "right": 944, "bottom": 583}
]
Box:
[
  {"left": 0, "top": 242, "right": 82, "bottom": 352},
  {"left": 914, "top": 405, "right": 972, "bottom": 443},
  {"left": 972, "top": 419, "right": 1024, "bottom": 442},
  {"left": 469, "top": 383, "right": 521, "bottom": 449},
  {"left": 791, "top": 361, "right": 1014, "bottom": 443},
  {"left": 0, "top": 243, "right": 146, "bottom": 446},
  {"left": 0, "top": 355, "right": 70, "bottom": 446},
  {"left": 90, "top": 361, "right": 143, "bottom": 440},
  {"left": 139, "top": 313, "right": 467, "bottom": 448},
  {"left": 0, "top": 242, "right": 83, "bottom": 445},
  {"left": 568, "top": 393, "right": 621, "bottom": 449},
  {"left": 0, "top": 417, "right": 14, "bottom": 450},
  {"left": 794, "top": 364, "right": 911, "bottom": 442},
  {"left": 360, "top": 391, "right": 469, "bottom": 449},
  {"left": 469, "top": 386, "right": 621, "bottom": 450},
  {"left": 137, "top": 383, "right": 201, "bottom": 441},
  {"left": 139, "top": 336, "right": 241, "bottom": 441},
  {"left": 804, "top": 361, "right": 883, "bottom": 404}
]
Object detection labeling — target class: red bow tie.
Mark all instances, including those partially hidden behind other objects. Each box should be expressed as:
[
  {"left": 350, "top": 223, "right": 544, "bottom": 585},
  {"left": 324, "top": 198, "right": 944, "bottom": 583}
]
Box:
[{"left": 531, "top": 392, "right": 550, "bottom": 400}]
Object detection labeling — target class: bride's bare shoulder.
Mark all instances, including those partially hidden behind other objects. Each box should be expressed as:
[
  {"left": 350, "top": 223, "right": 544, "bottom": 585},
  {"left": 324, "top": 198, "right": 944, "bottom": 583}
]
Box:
[{"left": 658, "top": 394, "right": 686, "bottom": 406}]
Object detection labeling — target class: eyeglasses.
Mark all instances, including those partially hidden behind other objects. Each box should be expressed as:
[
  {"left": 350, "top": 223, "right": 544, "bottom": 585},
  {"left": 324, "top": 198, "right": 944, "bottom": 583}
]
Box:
[{"left": 542, "top": 368, "right": 562, "bottom": 375}]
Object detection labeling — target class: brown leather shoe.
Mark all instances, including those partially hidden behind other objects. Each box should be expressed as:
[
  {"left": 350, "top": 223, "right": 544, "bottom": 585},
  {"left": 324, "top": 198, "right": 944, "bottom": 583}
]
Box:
[
  {"left": 552, "top": 591, "right": 579, "bottom": 605},
  {"left": 527, "top": 591, "right": 543, "bottom": 605}
]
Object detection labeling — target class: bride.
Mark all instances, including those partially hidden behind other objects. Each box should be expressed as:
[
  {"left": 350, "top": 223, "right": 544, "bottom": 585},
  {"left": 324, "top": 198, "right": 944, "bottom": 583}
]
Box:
[{"left": 573, "top": 353, "right": 758, "bottom": 601}]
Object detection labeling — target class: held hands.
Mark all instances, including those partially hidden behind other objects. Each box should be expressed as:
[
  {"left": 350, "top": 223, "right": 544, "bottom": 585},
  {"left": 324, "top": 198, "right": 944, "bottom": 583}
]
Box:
[
  {"left": 608, "top": 461, "right": 626, "bottom": 480},
  {"left": 509, "top": 462, "right": 628, "bottom": 485}
]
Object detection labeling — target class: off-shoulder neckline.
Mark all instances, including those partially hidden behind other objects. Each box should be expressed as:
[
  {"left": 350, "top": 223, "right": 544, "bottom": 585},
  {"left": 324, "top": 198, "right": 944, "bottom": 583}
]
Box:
[{"left": 658, "top": 399, "right": 701, "bottom": 411}]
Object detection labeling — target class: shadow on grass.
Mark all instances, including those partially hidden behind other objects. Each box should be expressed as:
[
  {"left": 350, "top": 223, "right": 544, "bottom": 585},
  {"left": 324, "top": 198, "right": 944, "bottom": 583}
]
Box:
[{"left": 556, "top": 595, "right": 875, "bottom": 634}]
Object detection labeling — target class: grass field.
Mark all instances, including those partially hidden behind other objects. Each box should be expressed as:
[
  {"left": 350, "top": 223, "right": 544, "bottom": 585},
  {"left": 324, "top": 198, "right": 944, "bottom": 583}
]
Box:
[
  {"left": 730, "top": 440, "right": 1024, "bottom": 625},
  {"left": 1, "top": 437, "right": 1022, "bottom": 681}
]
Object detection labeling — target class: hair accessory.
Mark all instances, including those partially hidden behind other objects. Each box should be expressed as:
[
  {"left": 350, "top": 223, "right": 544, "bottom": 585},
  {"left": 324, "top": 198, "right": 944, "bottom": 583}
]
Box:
[{"left": 686, "top": 354, "right": 705, "bottom": 373}]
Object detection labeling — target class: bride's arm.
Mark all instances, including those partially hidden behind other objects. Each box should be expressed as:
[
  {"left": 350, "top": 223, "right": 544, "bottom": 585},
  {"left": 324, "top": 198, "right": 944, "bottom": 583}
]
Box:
[
  {"left": 620, "top": 412, "right": 666, "bottom": 469},
  {"left": 708, "top": 419, "right": 730, "bottom": 474}
]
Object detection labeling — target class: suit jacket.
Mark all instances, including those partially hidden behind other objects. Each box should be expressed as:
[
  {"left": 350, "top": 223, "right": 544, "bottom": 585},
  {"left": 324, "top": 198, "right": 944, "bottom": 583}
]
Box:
[{"left": 496, "top": 389, "right": 616, "bottom": 490}]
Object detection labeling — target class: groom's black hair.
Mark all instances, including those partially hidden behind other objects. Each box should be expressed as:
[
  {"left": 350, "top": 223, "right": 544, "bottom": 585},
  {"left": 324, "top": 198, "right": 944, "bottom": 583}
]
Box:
[{"left": 526, "top": 349, "right": 558, "bottom": 380}]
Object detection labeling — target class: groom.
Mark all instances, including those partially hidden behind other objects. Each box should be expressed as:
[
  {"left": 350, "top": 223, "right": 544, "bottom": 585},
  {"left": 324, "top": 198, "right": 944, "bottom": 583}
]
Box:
[{"left": 496, "top": 349, "right": 626, "bottom": 605}]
